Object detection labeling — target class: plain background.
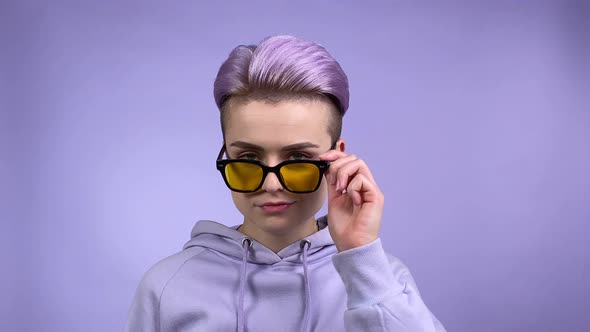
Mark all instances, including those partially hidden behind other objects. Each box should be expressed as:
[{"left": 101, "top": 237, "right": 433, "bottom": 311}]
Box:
[{"left": 1, "top": 1, "right": 589, "bottom": 331}]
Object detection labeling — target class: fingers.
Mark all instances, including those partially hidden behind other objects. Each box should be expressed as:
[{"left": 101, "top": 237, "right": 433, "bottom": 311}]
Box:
[
  {"left": 327, "top": 170, "right": 382, "bottom": 207},
  {"left": 346, "top": 173, "right": 381, "bottom": 206},
  {"left": 320, "top": 150, "right": 380, "bottom": 203},
  {"left": 321, "top": 152, "right": 375, "bottom": 191},
  {"left": 329, "top": 154, "right": 359, "bottom": 189},
  {"left": 319, "top": 150, "right": 347, "bottom": 161},
  {"left": 346, "top": 175, "right": 364, "bottom": 206}
]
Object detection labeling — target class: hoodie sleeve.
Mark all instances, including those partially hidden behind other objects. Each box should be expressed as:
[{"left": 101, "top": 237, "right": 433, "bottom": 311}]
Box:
[{"left": 332, "top": 238, "right": 446, "bottom": 332}]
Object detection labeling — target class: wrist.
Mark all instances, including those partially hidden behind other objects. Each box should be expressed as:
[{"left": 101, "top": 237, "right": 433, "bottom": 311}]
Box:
[{"left": 335, "top": 235, "right": 379, "bottom": 252}]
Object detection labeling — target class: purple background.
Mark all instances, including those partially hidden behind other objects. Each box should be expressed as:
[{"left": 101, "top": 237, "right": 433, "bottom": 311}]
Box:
[{"left": 2, "top": 1, "right": 589, "bottom": 331}]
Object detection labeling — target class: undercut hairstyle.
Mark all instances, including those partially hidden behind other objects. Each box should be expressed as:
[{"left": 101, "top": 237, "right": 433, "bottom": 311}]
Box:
[{"left": 213, "top": 35, "right": 349, "bottom": 146}]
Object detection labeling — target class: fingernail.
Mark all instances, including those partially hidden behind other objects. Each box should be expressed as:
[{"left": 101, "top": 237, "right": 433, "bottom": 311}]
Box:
[{"left": 336, "top": 180, "right": 340, "bottom": 191}]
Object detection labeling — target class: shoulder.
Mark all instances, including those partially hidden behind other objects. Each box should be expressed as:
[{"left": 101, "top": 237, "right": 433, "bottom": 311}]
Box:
[
  {"left": 126, "top": 247, "right": 209, "bottom": 331},
  {"left": 136, "top": 246, "right": 208, "bottom": 297}
]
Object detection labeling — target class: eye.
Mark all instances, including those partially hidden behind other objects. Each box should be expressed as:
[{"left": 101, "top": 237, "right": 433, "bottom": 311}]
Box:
[
  {"left": 238, "top": 152, "right": 259, "bottom": 161},
  {"left": 290, "top": 152, "right": 311, "bottom": 161}
]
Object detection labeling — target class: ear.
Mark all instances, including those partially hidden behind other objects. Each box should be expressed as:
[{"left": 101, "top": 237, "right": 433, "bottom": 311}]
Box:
[{"left": 335, "top": 138, "right": 346, "bottom": 152}]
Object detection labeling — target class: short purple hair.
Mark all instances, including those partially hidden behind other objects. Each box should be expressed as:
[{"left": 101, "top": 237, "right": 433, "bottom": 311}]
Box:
[{"left": 213, "top": 35, "right": 349, "bottom": 115}]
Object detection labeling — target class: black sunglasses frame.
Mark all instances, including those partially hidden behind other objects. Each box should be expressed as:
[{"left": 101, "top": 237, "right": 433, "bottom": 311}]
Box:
[{"left": 215, "top": 145, "right": 331, "bottom": 193}]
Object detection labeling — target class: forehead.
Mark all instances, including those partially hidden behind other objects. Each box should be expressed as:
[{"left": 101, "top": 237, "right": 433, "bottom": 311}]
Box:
[{"left": 224, "top": 99, "right": 332, "bottom": 147}]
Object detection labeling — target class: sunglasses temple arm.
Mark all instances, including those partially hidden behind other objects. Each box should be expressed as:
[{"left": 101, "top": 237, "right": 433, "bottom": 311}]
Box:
[{"left": 217, "top": 144, "right": 226, "bottom": 160}]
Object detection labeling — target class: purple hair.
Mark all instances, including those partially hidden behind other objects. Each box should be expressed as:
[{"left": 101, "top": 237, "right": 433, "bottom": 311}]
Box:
[{"left": 213, "top": 35, "right": 349, "bottom": 115}]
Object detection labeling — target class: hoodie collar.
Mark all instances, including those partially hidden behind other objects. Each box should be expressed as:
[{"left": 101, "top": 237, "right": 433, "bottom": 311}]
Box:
[{"left": 183, "top": 215, "right": 335, "bottom": 265}]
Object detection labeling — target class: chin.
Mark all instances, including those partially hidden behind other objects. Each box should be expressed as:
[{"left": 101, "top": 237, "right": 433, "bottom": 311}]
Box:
[{"left": 250, "top": 209, "right": 309, "bottom": 233}]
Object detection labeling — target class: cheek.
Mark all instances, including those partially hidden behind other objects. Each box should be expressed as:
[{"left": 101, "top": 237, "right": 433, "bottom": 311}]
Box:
[
  {"left": 316, "top": 178, "right": 328, "bottom": 199},
  {"left": 302, "top": 179, "right": 328, "bottom": 209},
  {"left": 231, "top": 192, "right": 250, "bottom": 213}
]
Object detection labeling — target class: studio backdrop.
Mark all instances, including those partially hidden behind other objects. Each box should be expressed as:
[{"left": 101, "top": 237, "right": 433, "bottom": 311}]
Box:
[{"left": 1, "top": 1, "right": 589, "bottom": 331}]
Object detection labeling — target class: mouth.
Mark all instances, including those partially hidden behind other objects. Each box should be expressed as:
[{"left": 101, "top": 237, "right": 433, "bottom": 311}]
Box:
[{"left": 257, "top": 201, "right": 295, "bottom": 213}]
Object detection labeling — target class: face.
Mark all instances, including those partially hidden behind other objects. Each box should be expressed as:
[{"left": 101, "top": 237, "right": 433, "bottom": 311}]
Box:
[{"left": 223, "top": 98, "right": 340, "bottom": 236}]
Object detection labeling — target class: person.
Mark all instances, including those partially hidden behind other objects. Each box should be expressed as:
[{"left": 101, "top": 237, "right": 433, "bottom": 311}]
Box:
[{"left": 125, "top": 35, "right": 446, "bottom": 332}]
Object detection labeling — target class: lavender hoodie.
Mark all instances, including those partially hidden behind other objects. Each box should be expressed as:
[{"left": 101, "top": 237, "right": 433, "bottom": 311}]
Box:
[{"left": 125, "top": 216, "right": 446, "bottom": 331}]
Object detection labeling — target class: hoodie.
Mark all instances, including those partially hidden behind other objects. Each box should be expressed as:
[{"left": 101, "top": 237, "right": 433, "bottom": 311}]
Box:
[{"left": 125, "top": 216, "right": 446, "bottom": 331}]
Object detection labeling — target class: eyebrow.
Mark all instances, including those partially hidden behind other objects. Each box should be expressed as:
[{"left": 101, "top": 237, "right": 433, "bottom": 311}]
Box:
[{"left": 229, "top": 141, "right": 321, "bottom": 151}]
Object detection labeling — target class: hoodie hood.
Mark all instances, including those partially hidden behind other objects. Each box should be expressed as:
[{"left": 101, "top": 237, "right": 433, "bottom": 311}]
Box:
[{"left": 182, "top": 215, "right": 336, "bottom": 265}]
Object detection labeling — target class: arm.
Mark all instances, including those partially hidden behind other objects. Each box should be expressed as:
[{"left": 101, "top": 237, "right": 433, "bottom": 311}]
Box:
[
  {"left": 332, "top": 239, "right": 446, "bottom": 332},
  {"left": 321, "top": 149, "right": 445, "bottom": 330}
]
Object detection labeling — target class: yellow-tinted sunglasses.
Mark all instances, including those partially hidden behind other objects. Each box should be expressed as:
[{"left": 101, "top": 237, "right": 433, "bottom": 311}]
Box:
[{"left": 215, "top": 145, "right": 331, "bottom": 193}]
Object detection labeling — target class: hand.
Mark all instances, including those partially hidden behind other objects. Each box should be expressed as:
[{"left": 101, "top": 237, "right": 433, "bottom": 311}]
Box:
[{"left": 319, "top": 150, "right": 384, "bottom": 252}]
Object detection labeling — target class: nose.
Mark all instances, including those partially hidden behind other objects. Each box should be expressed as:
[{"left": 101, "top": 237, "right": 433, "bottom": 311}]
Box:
[{"left": 261, "top": 171, "right": 284, "bottom": 193}]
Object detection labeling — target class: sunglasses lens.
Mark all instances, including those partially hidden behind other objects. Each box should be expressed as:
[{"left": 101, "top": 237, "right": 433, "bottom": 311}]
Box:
[
  {"left": 225, "top": 162, "right": 263, "bottom": 191},
  {"left": 280, "top": 163, "right": 321, "bottom": 192}
]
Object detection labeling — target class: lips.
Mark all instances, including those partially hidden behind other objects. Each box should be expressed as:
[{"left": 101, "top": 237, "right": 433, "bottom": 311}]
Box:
[
  {"left": 257, "top": 201, "right": 294, "bottom": 213},
  {"left": 259, "top": 201, "right": 293, "bottom": 207}
]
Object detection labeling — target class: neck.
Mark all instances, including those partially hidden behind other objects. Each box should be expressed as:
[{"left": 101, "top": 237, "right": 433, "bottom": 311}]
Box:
[{"left": 238, "top": 217, "right": 318, "bottom": 253}]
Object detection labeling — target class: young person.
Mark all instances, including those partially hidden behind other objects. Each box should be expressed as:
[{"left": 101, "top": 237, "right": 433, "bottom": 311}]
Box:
[{"left": 125, "top": 35, "right": 446, "bottom": 332}]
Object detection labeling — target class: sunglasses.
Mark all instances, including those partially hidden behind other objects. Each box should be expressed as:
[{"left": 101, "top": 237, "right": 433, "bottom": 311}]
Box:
[{"left": 215, "top": 145, "right": 332, "bottom": 193}]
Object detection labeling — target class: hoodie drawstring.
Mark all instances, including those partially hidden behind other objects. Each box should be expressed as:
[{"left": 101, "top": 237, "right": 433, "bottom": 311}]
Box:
[
  {"left": 237, "top": 238, "right": 312, "bottom": 332},
  {"left": 238, "top": 238, "right": 252, "bottom": 332},
  {"left": 300, "top": 239, "right": 312, "bottom": 332}
]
